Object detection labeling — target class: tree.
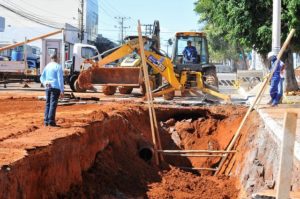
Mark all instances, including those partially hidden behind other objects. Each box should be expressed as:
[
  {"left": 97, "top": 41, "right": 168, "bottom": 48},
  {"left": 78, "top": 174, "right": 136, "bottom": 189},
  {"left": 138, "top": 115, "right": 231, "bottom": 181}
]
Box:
[{"left": 195, "top": 0, "right": 300, "bottom": 91}]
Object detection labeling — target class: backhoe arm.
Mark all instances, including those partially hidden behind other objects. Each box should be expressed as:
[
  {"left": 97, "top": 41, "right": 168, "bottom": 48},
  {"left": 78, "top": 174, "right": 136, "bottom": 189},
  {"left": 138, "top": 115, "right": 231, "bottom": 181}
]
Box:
[
  {"left": 78, "top": 37, "right": 182, "bottom": 92},
  {"left": 96, "top": 38, "right": 145, "bottom": 67},
  {"left": 143, "top": 50, "right": 182, "bottom": 90},
  {"left": 95, "top": 37, "right": 182, "bottom": 90}
]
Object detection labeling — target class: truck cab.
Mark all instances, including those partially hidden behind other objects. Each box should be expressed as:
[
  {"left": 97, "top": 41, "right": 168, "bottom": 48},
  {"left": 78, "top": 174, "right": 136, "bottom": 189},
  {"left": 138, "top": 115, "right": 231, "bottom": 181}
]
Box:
[{"left": 68, "top": 43, "right": 100, "bottom": 91}]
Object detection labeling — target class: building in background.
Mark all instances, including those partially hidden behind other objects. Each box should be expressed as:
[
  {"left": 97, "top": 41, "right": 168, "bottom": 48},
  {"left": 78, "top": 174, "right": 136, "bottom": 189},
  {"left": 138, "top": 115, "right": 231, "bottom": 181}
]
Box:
[
  {"left": 0, "top": 0, "right": 99, "bottom": 68},
  {"left": 85, "top": 0, "right": 99, "bottom": 43},
  {"left": 0, "top": 0, "right": 99, "bottom": 45}
]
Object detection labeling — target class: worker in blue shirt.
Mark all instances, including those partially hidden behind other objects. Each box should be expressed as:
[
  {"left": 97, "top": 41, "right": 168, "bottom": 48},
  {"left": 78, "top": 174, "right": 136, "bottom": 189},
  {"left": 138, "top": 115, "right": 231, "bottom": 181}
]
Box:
[
  {"left": 182, "top": 40, "right": 198, "bottom": 64},
  {"left": 40, "top": 54, "right": 64, "bottom": 126},
  {"left": 267, "top": 52, "right": 286, "bottom": 107}
]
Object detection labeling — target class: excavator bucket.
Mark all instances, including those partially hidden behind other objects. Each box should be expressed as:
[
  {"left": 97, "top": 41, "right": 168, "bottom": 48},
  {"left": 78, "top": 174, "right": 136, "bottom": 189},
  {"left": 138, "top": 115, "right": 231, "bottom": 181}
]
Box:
[{"left": 78, "top": 67, "right": 141, "bottom": 89}]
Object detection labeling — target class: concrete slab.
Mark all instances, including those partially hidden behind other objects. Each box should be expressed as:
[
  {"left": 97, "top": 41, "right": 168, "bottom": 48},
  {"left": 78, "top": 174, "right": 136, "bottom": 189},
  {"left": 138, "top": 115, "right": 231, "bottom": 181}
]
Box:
[{"left": 258, "top": 106, "right": 300, "bottom": 162}]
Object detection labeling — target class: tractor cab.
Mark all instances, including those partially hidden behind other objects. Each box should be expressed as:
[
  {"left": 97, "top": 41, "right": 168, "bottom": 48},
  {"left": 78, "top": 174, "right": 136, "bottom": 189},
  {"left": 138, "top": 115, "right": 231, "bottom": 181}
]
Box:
[{"left": 172, "top": 32, "right": 209, "bottom": 72}]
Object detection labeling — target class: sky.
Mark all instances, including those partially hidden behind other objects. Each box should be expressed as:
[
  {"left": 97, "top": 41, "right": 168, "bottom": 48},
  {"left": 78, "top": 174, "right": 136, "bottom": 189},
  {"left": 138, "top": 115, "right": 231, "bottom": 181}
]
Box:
[
  {"left": 0, "top": 0, "right": 203, "bottom": 51},
  {"left": 98, "top": 0, "right": 202, "bottom": 46}
]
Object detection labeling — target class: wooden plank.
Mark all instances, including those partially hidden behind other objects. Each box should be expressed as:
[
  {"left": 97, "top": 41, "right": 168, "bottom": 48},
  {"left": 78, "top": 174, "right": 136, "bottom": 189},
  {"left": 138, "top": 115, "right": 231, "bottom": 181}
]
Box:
[
  {"left": 215, "top": 29, "right": 296, "bottom": 176},
  {"left": 276, "top": 112, "right": 298, "bottom": 199},
  {"left": 163, "top": 154, "right": 224, "bottom": 157},
  {"left": 99, "top": 84, "right": 140, "bottom": 87},
  {"left": 0, "top": 29, "right": 63, "bottom": 52},
  {"left": 157, "top": 150, "right": 236, "bottom": 154},
  {"left": 178, "top": 167, "right": 218, "bottom": 171},
  {"left": 137, "top": 21, "right": 163, "bottom": 165}
]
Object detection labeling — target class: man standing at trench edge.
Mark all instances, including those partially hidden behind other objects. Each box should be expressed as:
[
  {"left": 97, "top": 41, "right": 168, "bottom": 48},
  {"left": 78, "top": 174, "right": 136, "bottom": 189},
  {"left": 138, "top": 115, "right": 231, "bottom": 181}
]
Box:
[{"left": 40, "top": 54, "right": 64, "bottom": 127}]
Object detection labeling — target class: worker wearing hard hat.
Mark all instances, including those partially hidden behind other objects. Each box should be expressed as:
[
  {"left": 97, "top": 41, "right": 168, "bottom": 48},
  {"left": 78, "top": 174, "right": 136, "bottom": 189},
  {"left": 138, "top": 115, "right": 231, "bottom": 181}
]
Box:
[
  {"left": 40, "top": 53, "right": 64, "bottom": 127},
  {"left": 182, "top": 40, "right": 198, "bottom": 64},
  {"left": 267, "top": 52, "right": 286, "bottom": 107}
]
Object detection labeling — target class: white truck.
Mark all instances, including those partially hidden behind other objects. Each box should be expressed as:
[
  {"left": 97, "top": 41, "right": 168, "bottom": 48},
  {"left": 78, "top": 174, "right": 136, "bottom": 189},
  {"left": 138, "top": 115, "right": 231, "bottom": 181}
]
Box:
[
  {"left": 40, "top": 39, "right": 100, "bottom": 91},
  {"left": 64, "top": 43, "right": 100, "bottom": 91},
  {"left": 0, "top": 30, "right": 100, "bottom": 89}
]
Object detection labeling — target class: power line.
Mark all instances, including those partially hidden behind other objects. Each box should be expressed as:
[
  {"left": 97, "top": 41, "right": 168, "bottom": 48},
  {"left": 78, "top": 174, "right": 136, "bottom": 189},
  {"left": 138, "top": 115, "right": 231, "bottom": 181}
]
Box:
[
  {"left": 0, "top": 3, "right": 63, "bottom": 29},
  {"left": 98, "top": 28, "right": 175, "bottom": 34},
  {"left": 0, "top": 2, "right": 80, "bottom": 32},
  {"left": 101, "top": 1, "right": 137, "bottom": 27},
  {"left": 17, "top": 0, "right": 76, "bottom": 21},
  {"left": 98, "top": 4, "right": 118, "bottom": 21}
]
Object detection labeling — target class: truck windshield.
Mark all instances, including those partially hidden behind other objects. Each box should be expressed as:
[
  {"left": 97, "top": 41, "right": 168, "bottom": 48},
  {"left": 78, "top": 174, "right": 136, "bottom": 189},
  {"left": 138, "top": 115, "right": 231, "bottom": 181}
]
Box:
[
  {"left": 174, "top": 35, "right": 208, "bottom": 65},
  {"left": 81, "top": 47, "right": 98, "bottom": 59}
]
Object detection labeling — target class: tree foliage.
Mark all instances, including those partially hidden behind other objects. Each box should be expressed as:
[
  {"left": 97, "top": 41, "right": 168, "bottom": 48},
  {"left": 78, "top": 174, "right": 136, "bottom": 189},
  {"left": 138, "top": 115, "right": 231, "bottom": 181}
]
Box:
[
  {"left": 195, "top": 0, "right": 300, "bottom": 90},
  {"left": 195, "top": 0, "right": 300, "bottom": 53}
]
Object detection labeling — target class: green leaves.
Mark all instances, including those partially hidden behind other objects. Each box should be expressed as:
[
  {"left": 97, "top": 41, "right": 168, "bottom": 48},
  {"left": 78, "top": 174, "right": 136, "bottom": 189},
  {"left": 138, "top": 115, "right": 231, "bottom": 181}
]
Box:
[{"left": 195, "top": 0, "right": 300, "bottom": 55}]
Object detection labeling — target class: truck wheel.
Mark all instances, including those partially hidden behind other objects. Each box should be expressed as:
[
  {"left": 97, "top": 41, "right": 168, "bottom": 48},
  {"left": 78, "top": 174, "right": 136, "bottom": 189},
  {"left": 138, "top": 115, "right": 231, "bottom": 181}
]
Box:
[
  {"left": 103, "top": 86, "right": 117, "bottom": 95},
  {"left": 74, "top": 80, "right": 86, "bottom": 92},
  {"left": 69, "top": 75, "right": 78, "bottom": 92},
  {"left": 204, "top": 67, "right": 219, "bottom": 89},
  {"left": 118, "top": 86, "right": 133, "bottom": 94},
  {"left": 163, "top": 89, "right": 175, "bottom": 100}
]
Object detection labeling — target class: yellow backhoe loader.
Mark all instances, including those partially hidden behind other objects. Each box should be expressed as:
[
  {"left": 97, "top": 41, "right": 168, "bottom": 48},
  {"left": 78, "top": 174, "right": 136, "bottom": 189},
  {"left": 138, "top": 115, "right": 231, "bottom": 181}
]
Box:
[{"left": 76, "top": 32, "right": 230, "bottom": 102}]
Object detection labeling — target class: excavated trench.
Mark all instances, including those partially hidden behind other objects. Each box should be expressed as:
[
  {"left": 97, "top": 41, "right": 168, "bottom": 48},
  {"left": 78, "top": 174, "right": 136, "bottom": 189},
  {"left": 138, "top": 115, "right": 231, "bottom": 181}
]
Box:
[
  {"left": 1, "top": 102, "right": 299, "bottom": 199},
  {"left": 58, "top": 105, "right": 247, "bottom": 199}
]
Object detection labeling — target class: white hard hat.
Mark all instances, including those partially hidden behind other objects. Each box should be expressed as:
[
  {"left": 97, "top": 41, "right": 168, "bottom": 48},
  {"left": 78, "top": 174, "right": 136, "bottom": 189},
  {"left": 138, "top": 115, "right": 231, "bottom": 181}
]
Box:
[{"left": 267, "top": 51, "right": 277, "bottom": 60}]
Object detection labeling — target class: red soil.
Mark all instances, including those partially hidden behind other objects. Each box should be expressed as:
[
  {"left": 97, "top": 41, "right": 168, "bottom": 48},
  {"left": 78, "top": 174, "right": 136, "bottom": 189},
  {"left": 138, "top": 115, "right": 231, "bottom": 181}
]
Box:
[
  {"left": 0, "top": 98, "right": 246, "bottom": 198},
  {"left": 148, "top": 167, "right": 238, "bottom": 199}
]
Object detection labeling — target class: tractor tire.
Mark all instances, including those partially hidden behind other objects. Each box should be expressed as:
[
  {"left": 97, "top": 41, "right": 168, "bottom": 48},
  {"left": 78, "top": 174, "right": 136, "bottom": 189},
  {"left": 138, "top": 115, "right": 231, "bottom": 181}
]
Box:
[
  {"left": 118, "top": 86, "right": 133, "bottom": 94},
  {"left": 204, "top": 67, "right": 219, "bottom": 89},
  {"left": 163, "top": 89, "right": 175, "bottom": 101},
  {"left": 69, "top": 75, "right": 78, "bottom": 92},
  {"left": 103, "top": 86, "right": 117, "bottom": 95},
  {"left": 74, "top": 80, "right": 87, "bottom": 92}
]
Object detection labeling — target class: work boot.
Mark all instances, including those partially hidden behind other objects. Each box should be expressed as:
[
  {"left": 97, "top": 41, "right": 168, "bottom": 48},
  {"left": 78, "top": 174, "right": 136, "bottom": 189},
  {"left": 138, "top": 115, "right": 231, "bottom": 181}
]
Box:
[
  {"left": 271, "top": 102, "right": 278, "bottom": 107},
  {"left": 267, "top": 99, "right": 272, "bottom": 105},
  {"left": 49, "top": 123, "right": 59, "bottom": 127}
]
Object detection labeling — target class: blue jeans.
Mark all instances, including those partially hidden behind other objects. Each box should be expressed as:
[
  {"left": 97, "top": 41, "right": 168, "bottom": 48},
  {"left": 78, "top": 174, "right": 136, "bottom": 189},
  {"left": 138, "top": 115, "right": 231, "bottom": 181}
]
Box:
[
  {"left": 44, "top": 88, "right": 60, "bottom": 125},
  {"left": 270, "top": 75, "right": 284, "bottom": 105}
]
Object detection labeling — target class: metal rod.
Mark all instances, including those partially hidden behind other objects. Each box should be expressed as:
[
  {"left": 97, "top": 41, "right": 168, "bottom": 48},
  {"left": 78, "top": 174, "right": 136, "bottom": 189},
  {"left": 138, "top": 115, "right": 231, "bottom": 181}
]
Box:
[
  {"left": 157, "top": 150, "right": 236, "bottom": 154},
  {"left": 163, "top": 154, "right": 224, "bottom": 157},
  {"left": 178, "top": 167, "right": 218, "bottom": 171}
]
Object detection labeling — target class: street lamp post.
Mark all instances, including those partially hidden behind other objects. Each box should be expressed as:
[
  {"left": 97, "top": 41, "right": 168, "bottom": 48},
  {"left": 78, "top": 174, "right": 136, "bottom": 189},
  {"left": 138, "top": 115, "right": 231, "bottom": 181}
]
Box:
[{"left": 272, "top": 0, "right": 281, "bottom": 54}]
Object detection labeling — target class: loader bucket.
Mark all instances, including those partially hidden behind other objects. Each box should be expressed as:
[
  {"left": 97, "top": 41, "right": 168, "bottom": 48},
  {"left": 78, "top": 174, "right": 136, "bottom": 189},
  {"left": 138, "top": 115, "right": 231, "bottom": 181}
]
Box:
[{"left": 78, "top": 67, "right": 141, "bottom": 89}]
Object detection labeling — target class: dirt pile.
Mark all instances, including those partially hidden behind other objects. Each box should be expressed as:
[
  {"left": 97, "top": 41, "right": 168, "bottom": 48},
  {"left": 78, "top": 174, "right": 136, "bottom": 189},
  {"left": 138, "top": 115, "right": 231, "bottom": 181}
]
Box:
[
  {"left": 147, "top": 167, "right": 238, "bottom": 199},
  {"left": 159, "top": 107, "right": 244, "bottom": 171}
]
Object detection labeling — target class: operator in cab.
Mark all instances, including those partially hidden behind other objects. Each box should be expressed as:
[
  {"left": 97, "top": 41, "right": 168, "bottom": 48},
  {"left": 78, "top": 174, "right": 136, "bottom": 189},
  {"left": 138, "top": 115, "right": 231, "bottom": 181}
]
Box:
[{"left": 182, "top": 40, "right": 198, "bottom": 64}]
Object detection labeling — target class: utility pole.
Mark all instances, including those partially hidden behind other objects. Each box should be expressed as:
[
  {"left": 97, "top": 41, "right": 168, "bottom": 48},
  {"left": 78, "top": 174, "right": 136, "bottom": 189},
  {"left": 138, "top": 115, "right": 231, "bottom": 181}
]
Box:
[
  {"left": 114, "top": 16, "right": 130, "bottom": 44},
  {"left": 142, "top": 24, "right": 153, "bottom": 36},
  {"left": 78, "top": 0, "right": 84, "bottom": 43},
  {"left": 272, "top": 0, "right": 281, "bottom": 54}
]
